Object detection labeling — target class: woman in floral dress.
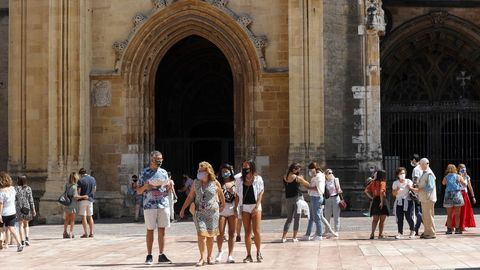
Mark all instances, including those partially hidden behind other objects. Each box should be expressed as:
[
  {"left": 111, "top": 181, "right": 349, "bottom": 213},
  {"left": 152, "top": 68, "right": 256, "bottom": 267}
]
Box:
[
  {"left": 180, "top": 161, "right": 225, "bottom": 266},
  {"left": 15, "top": 175, "right": 36, "bottom": 246}
]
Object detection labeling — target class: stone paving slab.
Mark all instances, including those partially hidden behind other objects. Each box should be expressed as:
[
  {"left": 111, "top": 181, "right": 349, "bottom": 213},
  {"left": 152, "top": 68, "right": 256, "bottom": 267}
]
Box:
[{"left": 1, "top": 215, "right": 480, "bottom": 270}]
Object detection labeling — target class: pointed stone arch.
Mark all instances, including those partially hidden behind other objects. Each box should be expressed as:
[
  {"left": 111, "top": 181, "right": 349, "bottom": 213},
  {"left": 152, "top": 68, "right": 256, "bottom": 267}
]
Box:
[{"left": 119, "top": 0, "right": 263, "bottom": 170}]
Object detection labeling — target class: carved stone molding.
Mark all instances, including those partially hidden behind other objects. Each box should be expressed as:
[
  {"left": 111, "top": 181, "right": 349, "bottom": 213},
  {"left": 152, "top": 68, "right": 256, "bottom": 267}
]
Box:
[
  {"left": 112, "top": 0, "right": 268, "bottom": 70},
  {"left": 92, "top": 80, "right": 112, "bottom": 107},
  {"left": 429, "top": 10, "right": 448, "bottom": 26}
]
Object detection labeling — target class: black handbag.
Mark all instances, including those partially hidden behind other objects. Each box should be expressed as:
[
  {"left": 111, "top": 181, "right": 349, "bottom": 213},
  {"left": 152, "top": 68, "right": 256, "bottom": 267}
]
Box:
[
  {"left": 20, "top": 207, "right": 30, "bottom": 215},
  {"left": 58, "top": 185, "right": 72, "bottom": 206}
]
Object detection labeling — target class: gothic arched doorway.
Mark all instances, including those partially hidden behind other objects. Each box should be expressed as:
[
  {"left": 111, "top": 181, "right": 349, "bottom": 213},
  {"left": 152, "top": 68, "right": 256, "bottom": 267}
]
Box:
[
  {"left": 381, "top": 12, "right": 480, "bottom": 203},
  {"left": 155, "top": 35, "right": 234, "bottom": 178}
]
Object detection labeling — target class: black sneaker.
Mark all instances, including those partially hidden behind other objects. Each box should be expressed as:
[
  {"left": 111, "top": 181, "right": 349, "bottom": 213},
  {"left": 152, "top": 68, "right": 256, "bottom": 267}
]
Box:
[
  {"left": 158, "top": 254, "right": 172, "bottom": 264},
  {"left": 257, "top": 252, "right": 263, "bottom": 263},
  {"left": 145, "top": 255, "right": 153, "bottom": 265},
  {"left": 455, "top": 228, "right": 463, "bottom": 234},
  {"left": 446, "top": 228, "right": 453, "bottom": 234},
  {"left": 25, "top": 237, "right": 30, "bottom": 246},
  {"left": 17, "top": 245, "right": 24, "bottom": 252}
]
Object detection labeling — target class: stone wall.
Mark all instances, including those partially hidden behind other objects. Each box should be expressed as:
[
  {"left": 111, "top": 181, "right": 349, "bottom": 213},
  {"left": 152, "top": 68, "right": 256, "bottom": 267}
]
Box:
[
  {"left": 0, "top": 3, "right": 7, "bottom": 171},
  {"left": 255, "top": 72, "right": 289, "bottom": 216}
]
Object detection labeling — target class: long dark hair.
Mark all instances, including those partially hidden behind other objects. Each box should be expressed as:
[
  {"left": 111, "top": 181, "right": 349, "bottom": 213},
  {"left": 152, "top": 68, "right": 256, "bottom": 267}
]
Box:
[
  {"left": 375, "top": 170, "right": 387, "bottom": 182},
  {"left": 308, "top": 162, "right": 322, "bottom": 173},
  {"left": 17, "top": 175, "right": 27, "bottom": 186},
  {"left": 241, "top": 160, "right": 257, "bottom": 182},
  {"left": 287, "top": 162, "right": 301, "bottom": 174},
  {"left": 218, "top": 163, "right": 235, "bottom": 185}
]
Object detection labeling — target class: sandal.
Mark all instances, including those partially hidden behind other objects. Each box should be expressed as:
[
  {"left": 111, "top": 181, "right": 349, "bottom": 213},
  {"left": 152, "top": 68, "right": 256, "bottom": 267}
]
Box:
[
  {"left": 88, "top": 234, "right": 94, "bottom": 238},
  {"left": 80, "top": 234, "right": 88, "bottom": 238},
  {"left": 63, "top": 232, "right": 70, "bottom": 239},
  {"left": 196, "top": 259, "right": 205, "bottom": 267},
  {"left": 369, "top": 234, "right": 374, "bottom": 240}
]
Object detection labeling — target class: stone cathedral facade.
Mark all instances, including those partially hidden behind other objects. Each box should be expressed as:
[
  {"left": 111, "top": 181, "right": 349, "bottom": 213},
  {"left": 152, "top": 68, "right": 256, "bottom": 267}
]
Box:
[{"left": 1, "top": 0, "right": 479, "bottom": 222}]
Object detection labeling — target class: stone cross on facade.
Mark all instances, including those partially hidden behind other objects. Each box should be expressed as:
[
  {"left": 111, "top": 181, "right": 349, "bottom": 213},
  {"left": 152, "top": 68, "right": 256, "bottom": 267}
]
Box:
[{"left": 456, "top": 71, "right": 471, "bottom": 98}]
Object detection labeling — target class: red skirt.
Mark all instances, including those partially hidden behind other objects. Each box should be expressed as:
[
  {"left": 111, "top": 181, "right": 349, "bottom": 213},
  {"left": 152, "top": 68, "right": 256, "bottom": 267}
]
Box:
[{"left": 447, "top": 190, "right": 476, "bottom": 229}]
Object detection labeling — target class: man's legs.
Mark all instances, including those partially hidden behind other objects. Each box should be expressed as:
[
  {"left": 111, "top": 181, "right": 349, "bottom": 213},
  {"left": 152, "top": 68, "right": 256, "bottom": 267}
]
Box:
[
  {"left": 146, "top": 229, "right": 154, "bottom": 255},
  {"left": 158, "top": 227, "right": 165, "bottom": 254},
  {"left": 421, "top": 201, "right": 435, "bottom": 236}
]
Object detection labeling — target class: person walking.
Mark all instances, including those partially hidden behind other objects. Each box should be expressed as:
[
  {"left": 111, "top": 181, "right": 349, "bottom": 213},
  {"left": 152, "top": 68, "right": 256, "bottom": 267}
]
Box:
[
  {"left": 281, "top": 163, "right": 311, "bottom": 243},
  {"left": 77, "top": 168, "right": 96, "bottom": 238},
  {"left": 179, "top": 162, "right": 226, "bottom": 266},
  {"left": 303, "top": 162, "right": 325, "bottom": 241},
  {"left": 416, "top": 158, "right": 437, "bottom": 239},
  {"left": 442, "top": 164, "right": 466, "bottom": 234},
  {"left": 410, "top": 154, "right": 423, "bottom": 235},
  {"left": 14, "top": 175, "right": 36, "bottom": 246},
  {"left": 391, "top": 167, "right": 416, "bottom": 239},
  {"left": 131, "top": 175, "right": 144, "bottom": 222},
  {"left": 449, "top": 164, "right": 476, "bottom": 231},
  {"left": 324, "top": 169, "right": 344, "bottom": 236},
  {"left": 236, "top": 160, "right": 264, "bottom": 263},
  {"left": 63, "top": 172, "right": 88, "bottom": 239},
  {"left": 365, "top": 170, "right": 389, "bottom": 239},
  {"left": 137, "top": 151, "right": 173, "bottom": 265},
  {"left": 215, "top": 164, "right": 238, "bottom": 263},
  {"left": 0, "top": 172, "right": 23, "bottom": 252},
  {"left": 167, "top": 172, "right": 178, "bottom": 223}
]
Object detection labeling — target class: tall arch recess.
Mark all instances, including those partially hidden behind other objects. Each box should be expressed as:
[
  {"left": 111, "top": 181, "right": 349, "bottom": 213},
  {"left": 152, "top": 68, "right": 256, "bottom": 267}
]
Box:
[{"left": 120, "top": 0, "right": 262, "bottom": 168}]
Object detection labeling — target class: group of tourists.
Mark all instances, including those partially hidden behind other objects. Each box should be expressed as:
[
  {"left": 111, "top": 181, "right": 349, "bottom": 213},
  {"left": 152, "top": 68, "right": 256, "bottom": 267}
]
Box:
[
  {"left": 61, "top": 168, "right": 97, "bottom": 239},
  {"left": 0, "top": 172, "right": 36, "bottom": 252},
  {"left": 365, "top": 154, "right": 476, "bottom": 240},
  {"left": 281, "top": 162, "right": 342, "bottom": 242}
]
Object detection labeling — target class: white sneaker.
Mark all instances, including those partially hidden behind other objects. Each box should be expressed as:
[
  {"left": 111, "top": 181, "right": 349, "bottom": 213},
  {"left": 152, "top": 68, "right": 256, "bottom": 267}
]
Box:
[
  {"left": 227, "top": 256, "right": 235, "bottom": 263},
  {"left": 331, "top": 231, "right": 339, "bottom": 237},
  {"left": 409, "top": 231, "right": 416, "bottom": 238},
  {"left": 215, "top": 251, "right": 224, "bottom": 263},
  {"left": 281, "top": 238, "right": 287, "bottom": 243},
  {"left": 302, "top": 235, "right": 313, "bottom": 241},
  {"left": 292, "top": 238, "right": 299, "bottom": 243},
  {"left": 395, "top": 234, "right": 403, "bottom": 239},
  {"left": 313, "top": 235, "right": 323, "bottom": 241}
]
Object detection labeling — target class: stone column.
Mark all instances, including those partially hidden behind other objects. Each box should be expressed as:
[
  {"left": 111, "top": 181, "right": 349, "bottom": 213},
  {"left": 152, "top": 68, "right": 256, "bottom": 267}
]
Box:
[
  {"left": 40, "top": 0, "right": 91, "bottom": 223},
  {"left": 288, "top": 0, "right": 325, "bottom": 167},
  {"left": 353, "top": 0, "right": 385, "bottom": 172}
]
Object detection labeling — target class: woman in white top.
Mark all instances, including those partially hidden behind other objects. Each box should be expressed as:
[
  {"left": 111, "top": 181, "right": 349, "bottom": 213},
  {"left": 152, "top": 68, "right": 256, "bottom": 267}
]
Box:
[
  {"left": 0, "top": 172, "right": 23, "bottom": 252},
  {"left": 303, "top": 162, "right": 325, "bottom": 240},
  {"left": 236, "top": 160, "right": 264, "bottom": 263},
  {"left": 392, "top": 167, "right": 417, "bottom": 239},
  {"left": 324, "top": 169, "right": 343, "bottom": 235}
]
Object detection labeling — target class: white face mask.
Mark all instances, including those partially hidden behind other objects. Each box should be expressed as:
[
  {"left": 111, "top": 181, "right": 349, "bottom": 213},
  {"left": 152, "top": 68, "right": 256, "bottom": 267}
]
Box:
[
  {"left": 327, "top": 174, "right": 334, "bottom": 180},
  {"left": 399, "top": 173, "right": 406, "bottom": 180},
  {"left": 410, "top": 162, "right": 416, "bottom": 168}
]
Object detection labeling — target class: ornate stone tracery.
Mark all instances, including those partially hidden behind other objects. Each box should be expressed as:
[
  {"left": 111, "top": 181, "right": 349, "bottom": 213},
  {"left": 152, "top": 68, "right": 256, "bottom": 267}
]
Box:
[{"left": 112, "top": 0, "right": 268, "bottom": 71}]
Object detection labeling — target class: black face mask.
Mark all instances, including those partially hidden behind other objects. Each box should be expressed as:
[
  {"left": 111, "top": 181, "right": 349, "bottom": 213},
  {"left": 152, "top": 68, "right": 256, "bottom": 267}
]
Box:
[
  {"left": 133, "top": 179, "right": 138, "bottom": 182},
  {"left": 242, "top": 168, "right": 251, "bottom": 177},
  {"left": 294, "top": 171, "right": 300, "bottom": 176},
  {"left": 155, "top": 160, "right": 163, "bottom": 167}
]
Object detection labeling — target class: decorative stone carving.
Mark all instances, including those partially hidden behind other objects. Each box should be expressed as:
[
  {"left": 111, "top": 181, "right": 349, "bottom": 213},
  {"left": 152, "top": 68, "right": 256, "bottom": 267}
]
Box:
[
  {"left": 132, "top": 13, "right": 147, "bottom": 27},
  {"left": 92, "top": 80, "right": 112, "bottom": 107},
  {"left": 112, "top": 0, "right": 268, "bottom": 70},
  {"left": 113, "top": 40, "right": 128, "bottom": 59},
  {"left": 152, "top": 0, "right": 176, "bottom": 9},
  {"left": 237, "top": 15, "right": 253, "bottom": 28},
  {"left": 429, "top": 10, "right": 448, "bottom": 26},
  {"left": 366, "top": 0, "right": 386, "bottom": 34}
]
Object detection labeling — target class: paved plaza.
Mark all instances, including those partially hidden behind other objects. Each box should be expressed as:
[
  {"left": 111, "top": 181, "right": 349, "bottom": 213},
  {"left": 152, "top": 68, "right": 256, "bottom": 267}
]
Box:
[{"left": 1, "top": 214, "right": 480, "bottom": 270}]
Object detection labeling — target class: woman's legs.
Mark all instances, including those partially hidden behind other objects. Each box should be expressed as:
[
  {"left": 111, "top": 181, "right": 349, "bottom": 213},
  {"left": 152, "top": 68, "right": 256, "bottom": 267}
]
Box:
[
  {"left": 242, "top": 212, "right": 252, "bottom": 256},
  {"left": 324, "top": 197, "right": 333, "bottom": 228},
  {"left": 197, "top": 235, "right": 206, "bottom": 263},
  {"left": 446, "top": 207, "right": 453, "bottom": 228},
  {"left": 18, "top": 220, "right": 25, "bottom": 242},
  {"left": 252, "top": 211, "right": 262, "bottom": 254},
  {"left": 371, "top": 215, "right": 379, "bottom": 237},
  {"left": 216, "top": 216, "right": 226, "bottom": 253},
  {"left": 454, "top": 206, "right": 461, "bottom": 230},
  {"left": 206, "top": 237, "right": 214, "bottom": 261},
  {"left": 63, "top": 213, "right": 69, "bottom": 234},
  {"left": 313, "top": 196, "right": 323, "bottom": 236},
  {"left": 305, "top": 199, "right": 315, "bottom": 236},
  {"left": 405, "top": 201, "right": 415, "bottom": 232},
  {"left": 227, "top": 216, "right": 237, "bottom": 256},
  {"left": 134, "top": 203, "right": 141, "bottom": 221},
  {"left": 395, "top": 205, "right": 404, "bottom": 234},
  {"left": 24, "top": 220, "right": 30, "bottom": 241},
  {"left": 7, "top": 226, "right": 22, "bottom": 250},
  {"left": 332, "top": 198, "right": 341, "bottom": 233},
  {"left": 69, "top": 213, "right": 76, "bottom": 236},
  {"left": 282, "top": 198, "right": 296, "bottom": 239},
  {"left": 379, "top": 215, "right": 387, "bottom": 237},
  {"left": 236, "top": 214, "right": 242, "bottom": 241}
]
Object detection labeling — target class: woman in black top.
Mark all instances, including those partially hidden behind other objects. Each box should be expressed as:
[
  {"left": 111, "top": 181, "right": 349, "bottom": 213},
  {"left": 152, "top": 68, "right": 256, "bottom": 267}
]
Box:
[
  {"left": 214, "top": 164, "right": 238, "bottom": 264},
  {"left": 281, "top": 163, "right": 312, "bottom": 242}
]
